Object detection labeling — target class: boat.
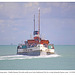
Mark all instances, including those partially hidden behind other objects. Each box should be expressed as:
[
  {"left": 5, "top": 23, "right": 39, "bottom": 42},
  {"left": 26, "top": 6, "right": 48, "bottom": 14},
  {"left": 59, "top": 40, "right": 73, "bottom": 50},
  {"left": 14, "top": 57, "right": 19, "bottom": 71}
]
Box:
[{"left": 17, "top": 8, "right": 55, "bottom": 56}]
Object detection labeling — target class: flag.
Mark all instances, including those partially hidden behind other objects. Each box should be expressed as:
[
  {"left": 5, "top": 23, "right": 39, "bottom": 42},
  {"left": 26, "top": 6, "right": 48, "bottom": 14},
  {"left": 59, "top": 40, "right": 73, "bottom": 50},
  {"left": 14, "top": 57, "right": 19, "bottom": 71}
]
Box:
[{"left": 34, "top": 31, "right": 39, "bottom": 35}]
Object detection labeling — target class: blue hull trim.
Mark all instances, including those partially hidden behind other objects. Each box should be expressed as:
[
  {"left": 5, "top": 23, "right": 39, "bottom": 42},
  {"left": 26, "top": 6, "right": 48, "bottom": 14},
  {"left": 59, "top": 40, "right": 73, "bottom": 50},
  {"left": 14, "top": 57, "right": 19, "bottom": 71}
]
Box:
[{"left": 17, "top": 50, "right": 40, "bottom": 56}]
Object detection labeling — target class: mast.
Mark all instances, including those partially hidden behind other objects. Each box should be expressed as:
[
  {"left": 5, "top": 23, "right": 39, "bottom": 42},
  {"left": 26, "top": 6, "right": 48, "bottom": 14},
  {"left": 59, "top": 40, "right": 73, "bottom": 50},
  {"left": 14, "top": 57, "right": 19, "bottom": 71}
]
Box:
[
  {"left": 34, "top": 14, "right": 35, "bottom": 32},
  {"left": 38, "top": 7, "right": 40, "bottom": 37}
]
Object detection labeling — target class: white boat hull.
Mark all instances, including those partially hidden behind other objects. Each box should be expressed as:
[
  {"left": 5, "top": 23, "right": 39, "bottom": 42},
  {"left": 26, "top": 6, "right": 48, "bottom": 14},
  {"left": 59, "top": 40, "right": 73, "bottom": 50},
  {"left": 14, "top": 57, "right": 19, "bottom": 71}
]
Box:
[{"left": 17, "top": 44, "right": 55, "bottom": 56}]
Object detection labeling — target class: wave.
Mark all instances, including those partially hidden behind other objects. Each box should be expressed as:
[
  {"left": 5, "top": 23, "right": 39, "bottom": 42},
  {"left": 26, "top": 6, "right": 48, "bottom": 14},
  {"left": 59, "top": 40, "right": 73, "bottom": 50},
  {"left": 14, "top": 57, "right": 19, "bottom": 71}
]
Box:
[{"left": 0, "top": 54, "right": 61, "bottom": 60}]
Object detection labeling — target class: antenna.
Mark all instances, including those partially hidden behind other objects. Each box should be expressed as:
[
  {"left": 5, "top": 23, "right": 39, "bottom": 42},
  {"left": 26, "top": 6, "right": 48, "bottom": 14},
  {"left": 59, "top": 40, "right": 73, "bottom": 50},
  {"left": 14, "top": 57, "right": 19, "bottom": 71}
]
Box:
[
  {"left": 30, "top": 33, "right": 33, "bottom": 39},
  {"left": 38, "top": 7, "right": 40, "bottom": 36}
]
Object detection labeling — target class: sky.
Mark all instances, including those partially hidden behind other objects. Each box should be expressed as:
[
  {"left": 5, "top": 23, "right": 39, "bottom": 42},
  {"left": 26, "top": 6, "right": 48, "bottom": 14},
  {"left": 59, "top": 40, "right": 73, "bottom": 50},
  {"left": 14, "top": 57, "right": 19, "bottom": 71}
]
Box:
[{"left": 0, "top": 2, "right": 75, "bottom": 45}]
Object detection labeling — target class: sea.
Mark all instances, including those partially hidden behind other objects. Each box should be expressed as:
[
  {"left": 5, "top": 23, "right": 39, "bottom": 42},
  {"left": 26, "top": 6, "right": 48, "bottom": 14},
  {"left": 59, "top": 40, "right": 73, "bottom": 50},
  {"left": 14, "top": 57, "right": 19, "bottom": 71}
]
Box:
[{"left": 0, "top": 45, "right": 75, "bottom": 70}]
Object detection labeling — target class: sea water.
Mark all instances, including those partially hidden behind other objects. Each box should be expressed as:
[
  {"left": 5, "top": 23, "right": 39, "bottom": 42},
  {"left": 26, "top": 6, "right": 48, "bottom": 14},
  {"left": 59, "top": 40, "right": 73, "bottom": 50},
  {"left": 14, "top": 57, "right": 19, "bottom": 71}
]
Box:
[{"left": 0, "top": 45, "right": 75, "bottom": 70}]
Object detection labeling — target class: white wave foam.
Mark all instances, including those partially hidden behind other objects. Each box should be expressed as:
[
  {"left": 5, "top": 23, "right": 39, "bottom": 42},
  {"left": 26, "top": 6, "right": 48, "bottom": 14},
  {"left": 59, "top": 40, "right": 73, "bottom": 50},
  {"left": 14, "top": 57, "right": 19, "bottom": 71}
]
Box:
[{"left": 0, "top": 54, "right": 61, "bottom": 60}]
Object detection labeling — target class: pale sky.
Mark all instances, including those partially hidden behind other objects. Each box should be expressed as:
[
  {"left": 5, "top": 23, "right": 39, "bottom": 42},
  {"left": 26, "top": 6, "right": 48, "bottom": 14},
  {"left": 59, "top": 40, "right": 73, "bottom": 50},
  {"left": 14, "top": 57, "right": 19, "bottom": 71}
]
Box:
[{"left": 0, "top": 2, "right": 75, "bottom": 45}]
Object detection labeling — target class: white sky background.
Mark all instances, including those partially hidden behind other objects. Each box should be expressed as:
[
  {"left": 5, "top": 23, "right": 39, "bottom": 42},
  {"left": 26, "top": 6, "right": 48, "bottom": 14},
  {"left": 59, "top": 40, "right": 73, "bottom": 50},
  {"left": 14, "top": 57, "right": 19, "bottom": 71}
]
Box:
[{"left": 0, "top": 2, "right": 75, "bottom": 45}]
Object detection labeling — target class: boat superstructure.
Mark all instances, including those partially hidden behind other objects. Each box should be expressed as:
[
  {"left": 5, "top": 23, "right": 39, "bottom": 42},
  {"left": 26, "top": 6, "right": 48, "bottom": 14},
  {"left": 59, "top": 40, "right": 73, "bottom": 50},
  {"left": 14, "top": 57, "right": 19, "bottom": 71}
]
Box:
[{"left": 17, "top": 8, "right": 55, "bottom": 56}]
